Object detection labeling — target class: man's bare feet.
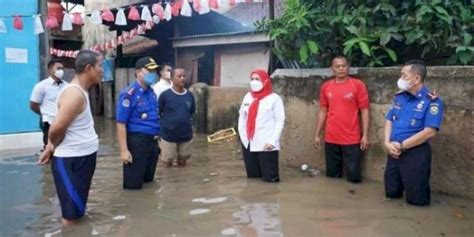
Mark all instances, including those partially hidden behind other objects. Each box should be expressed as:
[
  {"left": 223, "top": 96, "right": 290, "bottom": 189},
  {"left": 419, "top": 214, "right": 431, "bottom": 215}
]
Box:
[
  {"left": 164, "top": 161, "right": 173, "bottom": 168},
  {"left": 177, "top": 159, "right": 187, "bottom": 167},
  {"left": 62, "top": 218, "right": 79, "bottom": 226}
]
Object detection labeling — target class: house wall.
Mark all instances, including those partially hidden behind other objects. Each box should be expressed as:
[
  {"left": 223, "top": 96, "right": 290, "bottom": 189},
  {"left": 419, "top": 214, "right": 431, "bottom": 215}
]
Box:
[
  {"left": 190, "top": 66, "right": 474, "bottom": 199},
  {"left": 176, "top": 43, "right": 269, "bottom": 87},
  {"left": 219, "top": 43, "right": 269, "bottom": 87},
  {"left": 0, "top": 0, "right": 40, "bottom": 138}
]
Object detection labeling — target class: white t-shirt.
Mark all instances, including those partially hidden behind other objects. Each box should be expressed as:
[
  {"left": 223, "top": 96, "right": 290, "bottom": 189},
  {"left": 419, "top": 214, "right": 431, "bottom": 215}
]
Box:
[
  {"left": 238, "top": 92, "right": 286, "bottom": 152},
  {"left": 152, "top": 79, "right": 172, "bottom": 101},
  {"left": 30, "top": 77, "right": 68, "bottom": 123}
]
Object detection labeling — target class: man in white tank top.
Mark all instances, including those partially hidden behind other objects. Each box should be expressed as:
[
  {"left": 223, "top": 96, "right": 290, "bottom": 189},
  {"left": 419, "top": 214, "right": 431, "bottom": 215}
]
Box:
[{"left": 38, "top": 50, "right": 103, "bottom": 226}]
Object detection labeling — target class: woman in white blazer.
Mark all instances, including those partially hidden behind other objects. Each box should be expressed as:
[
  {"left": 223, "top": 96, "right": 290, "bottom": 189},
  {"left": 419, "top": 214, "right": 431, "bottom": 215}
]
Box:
[{"left": 238, "top": 69, "right": 285, "bottom": 182}]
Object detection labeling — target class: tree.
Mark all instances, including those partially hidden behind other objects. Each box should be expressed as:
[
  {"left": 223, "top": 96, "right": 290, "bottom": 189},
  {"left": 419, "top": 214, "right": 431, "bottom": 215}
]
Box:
[{"left": 256, "top": 0, "right": 473, "bottom": 67}]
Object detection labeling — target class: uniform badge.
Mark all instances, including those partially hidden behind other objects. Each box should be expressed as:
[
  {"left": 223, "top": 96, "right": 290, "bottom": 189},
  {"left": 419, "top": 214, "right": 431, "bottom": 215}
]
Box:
[
  {"left": 411, "top": 119, "right": 416, "bottom": 126},
  {"left": 141, "top": 113, "right": 148, "bottom": 119},
  {"left": 430, "top": 106, "right": 439, "bottom": 115},
  {"left": 122, "top": 99, "right": 130, "bottom": 107},
  {"left": 417, "top": 102, "right": 423, "bottom": 109}
]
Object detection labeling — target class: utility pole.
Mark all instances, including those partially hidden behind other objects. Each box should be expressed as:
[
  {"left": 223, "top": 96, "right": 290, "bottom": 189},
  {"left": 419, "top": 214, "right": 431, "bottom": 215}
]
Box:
[{"left": 268, "top": 0, "right": 275, "bottom": 73}]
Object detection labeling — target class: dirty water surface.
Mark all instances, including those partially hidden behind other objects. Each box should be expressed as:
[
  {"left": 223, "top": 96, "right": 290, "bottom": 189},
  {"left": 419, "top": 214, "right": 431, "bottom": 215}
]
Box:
[{"left": 0, "top": 118, "right": 473, "bottom": 237}]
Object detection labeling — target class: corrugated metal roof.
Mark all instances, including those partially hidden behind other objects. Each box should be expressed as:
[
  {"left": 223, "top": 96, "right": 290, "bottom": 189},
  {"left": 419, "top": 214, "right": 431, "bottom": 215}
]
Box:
[{"left": 172, "top": 30, "right": 266, "bottom": 41}]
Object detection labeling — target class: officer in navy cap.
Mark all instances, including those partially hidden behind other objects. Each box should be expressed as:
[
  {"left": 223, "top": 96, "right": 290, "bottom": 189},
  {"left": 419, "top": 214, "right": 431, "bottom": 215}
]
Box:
[
  {"left": 384, "top": 60, "right": 444, "bottom": 206},
  {"left": 116, "top": 56, "right": 160, "bottom": 190}
]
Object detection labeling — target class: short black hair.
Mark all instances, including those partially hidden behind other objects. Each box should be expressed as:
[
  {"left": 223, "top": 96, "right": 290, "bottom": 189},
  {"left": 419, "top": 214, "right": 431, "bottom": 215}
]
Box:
[
  {"left": 47, "top": 59, "right": 62, "bottom": 69},
  {"left": 331, "top": 55, "right": 350, "bottom": 66},
  {"left": 404, "top": 60, "right": 427, "bottom": 82},
  {"left": 171, "top": 68, "right": 184, "bottom": 78},
  {"left": 159, "top": 62, "right": 173, "bottom": 72},
  {"left": 75, "top": 50, "right": 101, "bottom": 74}
]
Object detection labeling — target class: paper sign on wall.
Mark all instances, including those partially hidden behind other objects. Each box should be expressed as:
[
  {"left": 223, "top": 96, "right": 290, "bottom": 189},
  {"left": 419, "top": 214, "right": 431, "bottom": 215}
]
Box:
[{"left": 5, "top": 48, "right": 28, "bottom": 63}]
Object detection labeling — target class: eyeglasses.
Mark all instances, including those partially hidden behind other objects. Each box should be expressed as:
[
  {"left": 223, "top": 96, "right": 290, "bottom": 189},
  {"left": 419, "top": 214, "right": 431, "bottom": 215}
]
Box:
[{"left": 251, "top": 78, "right": 260, "bottom": 80}]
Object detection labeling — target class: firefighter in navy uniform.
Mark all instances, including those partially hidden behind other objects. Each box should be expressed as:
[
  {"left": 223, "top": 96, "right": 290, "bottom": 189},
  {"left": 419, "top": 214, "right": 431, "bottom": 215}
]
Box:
[
  {"left": 384, "top": 60, "right": 444, "bottom": 206},
  {"left": 116, "top": 57, "right": 160, "bottom": 190}
]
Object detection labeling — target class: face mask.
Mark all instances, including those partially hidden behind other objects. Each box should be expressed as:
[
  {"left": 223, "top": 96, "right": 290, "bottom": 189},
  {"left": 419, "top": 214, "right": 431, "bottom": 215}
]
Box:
[
  {"left": 144, "top": 72, "right": 157, "bottom": 86},
  {"left": 54, "top": 69, "right": 64, "bottom": 79},
  {"left": 397, "top": 77, "right": 412, "bottom": 91},
  {"left": 250, "top": 80, "right": 264, "bottom": 92}
]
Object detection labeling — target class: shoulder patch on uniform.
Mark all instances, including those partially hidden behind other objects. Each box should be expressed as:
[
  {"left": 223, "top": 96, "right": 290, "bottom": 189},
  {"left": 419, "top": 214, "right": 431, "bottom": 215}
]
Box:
[
  {"left": 127, "top": 87, "right": 136, "bottom": 96},
  {"left": 122, "top": 98, "right": 130, "bottom": 107},
  {"left": 429, "top": 105, "right": 439, "bottom": 115}
]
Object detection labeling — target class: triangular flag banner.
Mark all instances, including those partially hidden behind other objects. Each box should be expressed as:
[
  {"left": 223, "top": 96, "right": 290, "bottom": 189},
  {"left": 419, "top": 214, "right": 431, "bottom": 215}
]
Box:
[
  {"left": 101, "top": 9, "right": 115, "bottom": 22},
  {"left": 145, "top": 21, "right": 154, "bottom": 30},
  {"left": 218, "top": 0, "right": 228, "bottom": 7},
  {"left": 193, "top": 0, "right": 202, "bottom": 12},
  {"left": 45, "top": 15, "right": 59, "bottom": 29},
  {"left": 62, "top": 13, "right": 73, "bottom": 31},
  {"left": 117, "top": 35, "right": 124, "bottom": 45},
  {"left": 128, "top": 6, "right": 140, "bottom": 21},
  {"left": 123, "top": 31, "right": 130, "bottom": 40},
  {"left": 199, "top": 0, "right": 210, "bottom": 14},
  {"left": 0, "top": 18, "right": 7, "bottom": 33},
  {"left": 34, "top": 15, "right": 44, "bottom": 34},
  {"left": 72, "top": 13, "right": 84, "bottom": 25},
  {"left": 141, "top": 6, "right": 153, "bottom": 21},
  {"left": 115, "top": 8, "right": 127, "bottom": 26},
  {"left": 164, "top": 3, "right": 172, "bottom": 21},
  {"left": 137, "top": 24, "right": 145, "bottom": 34},
  {"left": 209, "top": 0, "right": 219, "bottom": 9},
  {"left": 90, "top": 10, "right": 102, "bottom": 24},
  {"left": 130, "top": 28, "right": 137, "bottom": 37},
  {"left": 171, "top": 3, "right": 180, "bottom": 17},
  {"left": 13, "top": 16, "right": 23, "bottom": 30},
  {"left": 181, "top": 0, "right": 192, "bottom": 17},
  {"left": 152, "top": 4, "right": 165, "bottom": 20},
  {"left": 152, "top": 15, "right": 160, "bottom": 24}
]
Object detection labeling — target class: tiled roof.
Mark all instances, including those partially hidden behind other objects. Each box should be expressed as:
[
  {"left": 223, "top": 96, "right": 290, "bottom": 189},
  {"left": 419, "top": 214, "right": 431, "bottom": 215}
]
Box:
[{"left": 122, "top": 36, "right": 159, "bottom": 55}]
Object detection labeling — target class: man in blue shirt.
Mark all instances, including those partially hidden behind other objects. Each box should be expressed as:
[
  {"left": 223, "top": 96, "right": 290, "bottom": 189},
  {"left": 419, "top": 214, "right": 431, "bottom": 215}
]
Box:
[
  {"left": 159, "top": 68, "right": 195, "bottom": 167},
  {"left": 384, "top": 60, "right": 444, "bottom": 206},
  {"left": 116, "top": 57, "right": 160, "bottom": 189}
]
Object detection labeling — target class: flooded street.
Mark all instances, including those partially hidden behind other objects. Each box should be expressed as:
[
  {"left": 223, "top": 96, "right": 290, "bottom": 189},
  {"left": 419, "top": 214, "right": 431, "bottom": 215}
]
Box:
[{"left": 1, "top": 118, "right": 473, "bottom": 236}]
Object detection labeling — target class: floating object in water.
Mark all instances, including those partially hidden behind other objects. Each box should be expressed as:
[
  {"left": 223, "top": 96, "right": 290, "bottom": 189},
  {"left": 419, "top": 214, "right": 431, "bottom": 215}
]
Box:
[
  {"left": 207, "top": 128, "right": 237, "bottom": 143},
  {"left": 113, "top": 215, "right": 126, "bottom": 220},
  {"left": 189, "top": 208, "right": 210, "bottom": 215},
  {"left": 221, "top": 228, "right": 237, "bottom": 235}
]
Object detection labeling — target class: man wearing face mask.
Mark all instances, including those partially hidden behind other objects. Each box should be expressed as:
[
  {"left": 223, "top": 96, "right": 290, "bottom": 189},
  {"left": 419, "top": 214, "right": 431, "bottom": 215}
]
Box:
[
  {"left": 30, "top": 59, "right": 67, "bottom": 150},
  {"left": 384, "top": 60, "right": 444, "bottom": 206},
  {"left": 152, "top": 62, "right": 173, "bottom": 100},
  {"left": 116, "top": 57, "right": 160, "bottom": 189}
]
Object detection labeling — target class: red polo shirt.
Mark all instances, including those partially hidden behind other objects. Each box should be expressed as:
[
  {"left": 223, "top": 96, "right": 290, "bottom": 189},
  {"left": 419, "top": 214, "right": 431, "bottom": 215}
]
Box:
[{"left": 320, "top": 77, "right": 369, "bottom": 145}]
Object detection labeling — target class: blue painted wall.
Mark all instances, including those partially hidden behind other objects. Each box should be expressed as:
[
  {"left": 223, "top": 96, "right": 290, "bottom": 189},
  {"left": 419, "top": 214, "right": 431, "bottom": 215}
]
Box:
[{"left": 0, "top": 0, "right": 40, "bottom": 134}]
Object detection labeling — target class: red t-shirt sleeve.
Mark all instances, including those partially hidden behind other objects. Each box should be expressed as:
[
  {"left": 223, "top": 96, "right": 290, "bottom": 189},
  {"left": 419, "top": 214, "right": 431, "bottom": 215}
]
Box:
[
  {"left": 319, "top": 82, "right": 328, "bottom": 107},
  {"left": 356, "top": 80, "right": 369, "bottom": 109}
]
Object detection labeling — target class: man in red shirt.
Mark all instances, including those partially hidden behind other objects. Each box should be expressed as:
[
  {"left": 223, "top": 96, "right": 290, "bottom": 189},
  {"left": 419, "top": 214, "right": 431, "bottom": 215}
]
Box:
[{"left": 313, "top": 56, "right": 370, "bottom": 183}]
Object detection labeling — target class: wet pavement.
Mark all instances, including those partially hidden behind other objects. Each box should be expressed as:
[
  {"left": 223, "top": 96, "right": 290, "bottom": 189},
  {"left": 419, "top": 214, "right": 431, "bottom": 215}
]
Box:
[{"left": 1, "top": 117, "right": 473, "bottom": 236}]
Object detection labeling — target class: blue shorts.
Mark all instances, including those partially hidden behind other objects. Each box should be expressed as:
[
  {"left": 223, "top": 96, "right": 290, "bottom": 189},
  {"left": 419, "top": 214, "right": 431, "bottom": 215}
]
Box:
[{"left": 51, "top": 152, "right": 96, "bottom": 220}]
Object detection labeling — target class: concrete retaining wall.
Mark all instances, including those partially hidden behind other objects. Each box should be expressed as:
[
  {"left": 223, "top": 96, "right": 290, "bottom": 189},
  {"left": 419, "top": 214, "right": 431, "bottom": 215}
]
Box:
[{"left": 191, "top": 66, "right": 474, "bottom": 199}]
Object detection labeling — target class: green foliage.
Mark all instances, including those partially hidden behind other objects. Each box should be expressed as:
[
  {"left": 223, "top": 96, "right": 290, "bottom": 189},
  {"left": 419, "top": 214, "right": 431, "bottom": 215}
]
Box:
[{"left": 255, "top": 0, "right": 473, "bottom": 67}]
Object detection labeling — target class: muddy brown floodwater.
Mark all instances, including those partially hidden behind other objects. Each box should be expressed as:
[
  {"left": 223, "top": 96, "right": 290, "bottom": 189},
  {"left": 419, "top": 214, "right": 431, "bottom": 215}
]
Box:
[{"left": 0, "top": 118, "right": 473, "bottom": 236}]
